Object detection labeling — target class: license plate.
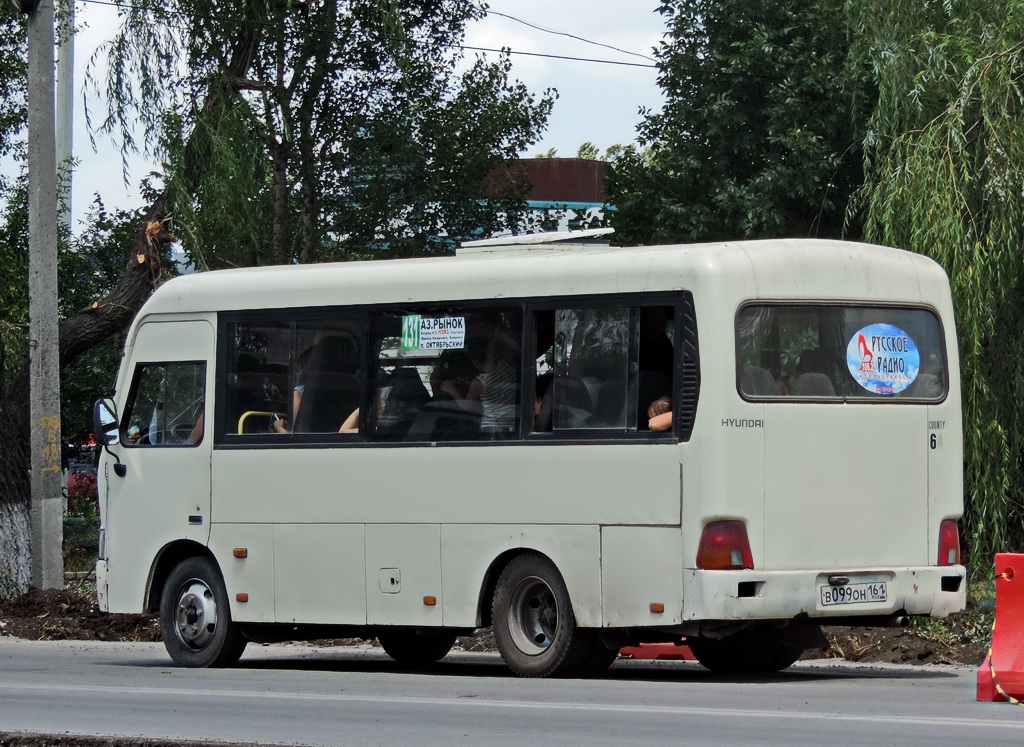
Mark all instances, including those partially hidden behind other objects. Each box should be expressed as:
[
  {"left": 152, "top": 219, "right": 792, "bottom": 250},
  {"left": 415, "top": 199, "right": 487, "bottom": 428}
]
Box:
[{"left": 819, "top": 581, "right": 888, "bottom": 606}]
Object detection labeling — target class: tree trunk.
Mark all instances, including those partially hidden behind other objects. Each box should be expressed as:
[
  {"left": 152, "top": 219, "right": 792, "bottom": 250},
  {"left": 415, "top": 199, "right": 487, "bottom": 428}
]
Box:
[
  {"left": 270, "top": 142, "right": 291, "bottom": 266},
  {"left": 0, "top": 498, "right": 30, "bottom": 599},
  {"left": 0, "top": 357, "right": 30, "bottom": 598}
]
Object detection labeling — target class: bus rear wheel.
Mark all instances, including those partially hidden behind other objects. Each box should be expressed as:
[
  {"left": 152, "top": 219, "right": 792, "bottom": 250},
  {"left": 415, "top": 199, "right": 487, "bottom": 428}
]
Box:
[
  {"left": 377, "top": 630, "right": 457, "bottom": 664},
  {"left": 573, "top": 633, "right": 620, "bottom": 676},
  {"left": 160, "top": 557, "right": 247, "bottom": 668},
  {"left": 688, "top": 630, "right": 803, "bottom": 674},
  {"left": 492, "top": 553, "right": 597, "bottom": 678}
]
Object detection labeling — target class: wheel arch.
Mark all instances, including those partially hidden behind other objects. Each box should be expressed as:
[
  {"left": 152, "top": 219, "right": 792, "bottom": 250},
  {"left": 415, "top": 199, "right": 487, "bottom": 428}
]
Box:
[
  {"left": 477, "top": 547, "right": 560, "bottom": 628},
  {"left": 145, "top": 540, "right": 216, "bottom": 613}
]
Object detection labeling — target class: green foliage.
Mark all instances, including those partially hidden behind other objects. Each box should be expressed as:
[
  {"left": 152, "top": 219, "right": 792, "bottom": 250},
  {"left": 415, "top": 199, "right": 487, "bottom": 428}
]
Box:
[
  {"left": 0, "top": 175, "right": 29, "bottom": 388},
  {"left": 60, "top": 199, "right": 142, "bottom": 444},
  {"left": 1, "top": 11, "right": 128, "bottom": 448},
  {"left": 0, "top": 13, "right": 26, "bottom": 165},
  {"left": 910, "top": 602, "right": 993, "bottom": 650},
  {"left": 608, "top": 0, "right": 874, "bottom": 246},
  {"left": 849, "top": 0, "right": 1024, "bottom": 571},
  {"left": 602, "top": 143, "right": 626, "bottom": 163},
  {"left": 90, "top": 0, "right": 554, "bottom": 267},
  {"left": 576, "top": 141, "right": 598, "bottom": 160},
  {"left": 0, "top": 180, "right": 137, "bottom": 450},
  {"left": 533, "top": 143, "right": 624, "bottom": 161}
]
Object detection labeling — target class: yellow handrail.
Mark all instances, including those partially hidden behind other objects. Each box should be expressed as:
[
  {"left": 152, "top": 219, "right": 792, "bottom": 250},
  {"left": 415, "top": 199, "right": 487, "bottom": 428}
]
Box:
[{"left": 237, "top": 410, "right": 286, "bottom": 435}]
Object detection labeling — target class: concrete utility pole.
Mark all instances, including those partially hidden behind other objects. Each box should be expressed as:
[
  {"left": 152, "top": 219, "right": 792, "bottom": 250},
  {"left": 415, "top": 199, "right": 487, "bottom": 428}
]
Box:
[
  {"left": 24, "top": 0, "right": 64, "bottom": 589},
  {"left": 55, "top": 0, "right": 73, "bottom": 231}
]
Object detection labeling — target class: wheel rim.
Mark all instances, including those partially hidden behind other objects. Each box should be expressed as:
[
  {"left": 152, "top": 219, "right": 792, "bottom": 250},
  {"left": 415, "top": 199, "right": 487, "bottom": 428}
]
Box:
[
  {"left": 174, "top": 579, "right": 218, "bottom": 651},
  {"left": 507, "top": 574, "right": 558, "bottom": 656}
]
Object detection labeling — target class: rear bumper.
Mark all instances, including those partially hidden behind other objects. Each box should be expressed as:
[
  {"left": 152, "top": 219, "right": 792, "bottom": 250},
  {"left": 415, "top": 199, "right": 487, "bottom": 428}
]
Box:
[{"left": 683, "top": 565, "right": 966, "bottom": 621}]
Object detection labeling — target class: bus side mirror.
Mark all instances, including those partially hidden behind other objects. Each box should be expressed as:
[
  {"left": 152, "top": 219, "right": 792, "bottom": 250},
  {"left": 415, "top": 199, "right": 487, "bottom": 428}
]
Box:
[
  {"left": 93, "top": 398, "right": 127, "bottom": 477},
  {"left": 93, "top": 398, "right": 119, "bottom": 445}
]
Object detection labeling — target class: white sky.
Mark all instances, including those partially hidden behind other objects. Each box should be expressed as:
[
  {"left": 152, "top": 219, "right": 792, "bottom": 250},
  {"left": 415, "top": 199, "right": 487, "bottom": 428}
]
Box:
[
  {"left": 18, "top": 0, "right": 668, "bottom": 231},
  {"left": 465, "top": 1, "right": 666, "bottom": 156}
]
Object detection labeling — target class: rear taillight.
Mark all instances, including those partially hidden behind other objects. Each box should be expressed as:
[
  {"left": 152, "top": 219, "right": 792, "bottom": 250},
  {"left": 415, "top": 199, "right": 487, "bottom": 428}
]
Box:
[
  {"left": 697, "top": 520, "right": 754, "bottom": 570},
  {"left": 938, "top": 519, "right": 961, "bottom": 566}
]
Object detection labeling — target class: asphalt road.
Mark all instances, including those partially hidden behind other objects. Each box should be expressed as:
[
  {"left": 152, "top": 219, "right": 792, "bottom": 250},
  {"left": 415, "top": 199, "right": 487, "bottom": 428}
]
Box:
[{"left": 1, "top": 637, "right": 1022, "bottom": 745}]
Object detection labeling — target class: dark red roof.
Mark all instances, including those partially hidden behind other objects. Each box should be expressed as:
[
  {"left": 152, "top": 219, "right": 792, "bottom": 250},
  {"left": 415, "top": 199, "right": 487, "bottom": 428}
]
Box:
[{"left": 487, "top": 158, "right": 608, "bottom": 204}]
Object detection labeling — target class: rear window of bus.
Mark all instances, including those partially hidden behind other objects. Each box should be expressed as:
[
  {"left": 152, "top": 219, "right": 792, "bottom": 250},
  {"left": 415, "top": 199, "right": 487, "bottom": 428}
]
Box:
[{"left": 737, "top": 304, "right": 947, "bottom": 401}]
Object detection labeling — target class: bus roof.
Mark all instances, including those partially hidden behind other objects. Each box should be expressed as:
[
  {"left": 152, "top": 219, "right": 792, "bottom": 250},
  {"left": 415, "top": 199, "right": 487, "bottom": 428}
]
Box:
[{"left": 139, "top": 239, "right": 949, "bottom": 316}]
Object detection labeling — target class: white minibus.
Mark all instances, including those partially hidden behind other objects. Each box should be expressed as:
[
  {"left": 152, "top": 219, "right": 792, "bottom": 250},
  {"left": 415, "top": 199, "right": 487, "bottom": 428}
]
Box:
[{"left": 93, "top": 237, "right": 966, "bottom": 676}]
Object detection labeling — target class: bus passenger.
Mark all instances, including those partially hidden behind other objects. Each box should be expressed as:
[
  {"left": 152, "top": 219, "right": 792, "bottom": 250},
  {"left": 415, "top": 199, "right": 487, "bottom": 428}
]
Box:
[
  {"left": 340, "top": 408, "right": 359, "bottom": 433},
  {"left": 647, "top": 396, "right": 672, "bottom": 431},
  {"left": 431, "top": 349, "right": 476, "bottom": 401},
  {"left": 273, "top": 347, "right": 313, "bottom": 433},
  {"left": 462, "top": 336, "right": 518, "bottom": 436}
]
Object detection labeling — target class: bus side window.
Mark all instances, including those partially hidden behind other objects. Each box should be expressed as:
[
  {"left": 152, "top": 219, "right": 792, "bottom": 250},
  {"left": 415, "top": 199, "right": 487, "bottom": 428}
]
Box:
[
  {"left": 223, "top": 320, "right": 363, "bottom": 438},
  {"left": 367, "top": 312, "right": 440, "bottom": 441},
  {"left": 542, "top": 305, "right": 674, "bottom": 432},
  {"left": 551, "top": 308, "right": 631, "bottom": 429},
  {"left": 369, "top": 307, "right": 523, "bottom": 441},
  {"left": 374, "top": 366, "right": 431, "bottom": 439},
  {"left": 226, "top": 324, "right": 290, "bottom": 434},
  {"left": 292, "top": 334, "right": 360, "bottom": 434},
  {"left": 123, "top": 362, "right": 206, "bottom": 447},
  {"left": 638, "top": 306, "right": 675, "bottom": 428}
]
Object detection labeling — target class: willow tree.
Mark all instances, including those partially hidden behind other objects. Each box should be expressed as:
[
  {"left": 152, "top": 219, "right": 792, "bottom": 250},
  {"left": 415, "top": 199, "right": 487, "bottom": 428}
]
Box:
[
  {"left": 90, "top": 0, "right": 553, "bottom": 268},
  {"left": 848, "top": 0, "right": 1024, "bottom": 569}
]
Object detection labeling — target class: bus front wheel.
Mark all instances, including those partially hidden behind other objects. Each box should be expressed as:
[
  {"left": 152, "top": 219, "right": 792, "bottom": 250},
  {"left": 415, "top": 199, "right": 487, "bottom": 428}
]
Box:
[
  {"left": 377, "top": 630, "right": 457, "bottom": 664},
  {"left": 160, "top": 557, "right": 247, "bottom": 668},
  {"left": 491, "top": 553, "right": 599, "bottom": 678}
]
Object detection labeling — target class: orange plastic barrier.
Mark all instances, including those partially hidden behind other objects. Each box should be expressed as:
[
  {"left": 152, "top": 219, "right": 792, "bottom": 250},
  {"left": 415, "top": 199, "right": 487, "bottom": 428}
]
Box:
[
  {"left": 977, "top": 553, "right": 1024, "bottom": 703},
  {"left": 619, "top": 642, "right": 695, "bottom": 661}
]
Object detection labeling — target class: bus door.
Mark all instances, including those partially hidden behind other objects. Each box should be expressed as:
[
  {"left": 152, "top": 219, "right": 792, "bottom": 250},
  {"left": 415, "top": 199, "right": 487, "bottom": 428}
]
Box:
[{"left": 105, "top": 321, "right": 214, "bottom": 606}]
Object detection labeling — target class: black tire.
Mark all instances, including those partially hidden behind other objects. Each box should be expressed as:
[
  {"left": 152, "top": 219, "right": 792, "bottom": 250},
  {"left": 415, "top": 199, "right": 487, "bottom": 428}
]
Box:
[
  {"left": 572, "top": 631, "right": 619, "bottom": 676},
  {"left": 491, "top": 553, "right": 595, "bottom": 678},
  {"left": 160, "top": 557, "right": 247, "bottom": 668},
  {"left": 764, "top": 643, "right": 804, "bottom": 672},
  {"left": 689, "top": 630, "right": 803, "bottom": 674},
  {"left": 377, "top": 630, "right": 457, "bottom": 664}
]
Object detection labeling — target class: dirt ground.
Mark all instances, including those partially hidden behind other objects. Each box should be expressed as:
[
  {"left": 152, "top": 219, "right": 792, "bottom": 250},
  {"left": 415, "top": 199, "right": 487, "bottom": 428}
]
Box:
[
  {"left": 0, "top": 588, "right": 161, "bottom": 643},
  {"left": 0, "top": 587, "right": 992, "bottom": 667}
]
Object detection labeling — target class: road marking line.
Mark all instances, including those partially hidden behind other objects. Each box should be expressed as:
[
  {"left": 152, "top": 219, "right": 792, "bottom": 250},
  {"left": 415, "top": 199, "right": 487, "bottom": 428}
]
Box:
[{"left": 1, "top": 682, "right": 1021, "bottom": 730}]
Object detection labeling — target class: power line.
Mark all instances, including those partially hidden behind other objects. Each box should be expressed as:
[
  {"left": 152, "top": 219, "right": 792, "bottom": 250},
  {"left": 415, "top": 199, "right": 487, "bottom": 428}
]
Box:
[
  {"left": 73, "top": 0, "right": 781, "bottom": 80},
  {"left": 74, "top": 0, "right": 658, "bottom": 70},
  {"left": 464, "top": 45, "right": 654, "bottom": 68},
  {"left": 486, "top": 10, "right": 657, "bottom": 64}
]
